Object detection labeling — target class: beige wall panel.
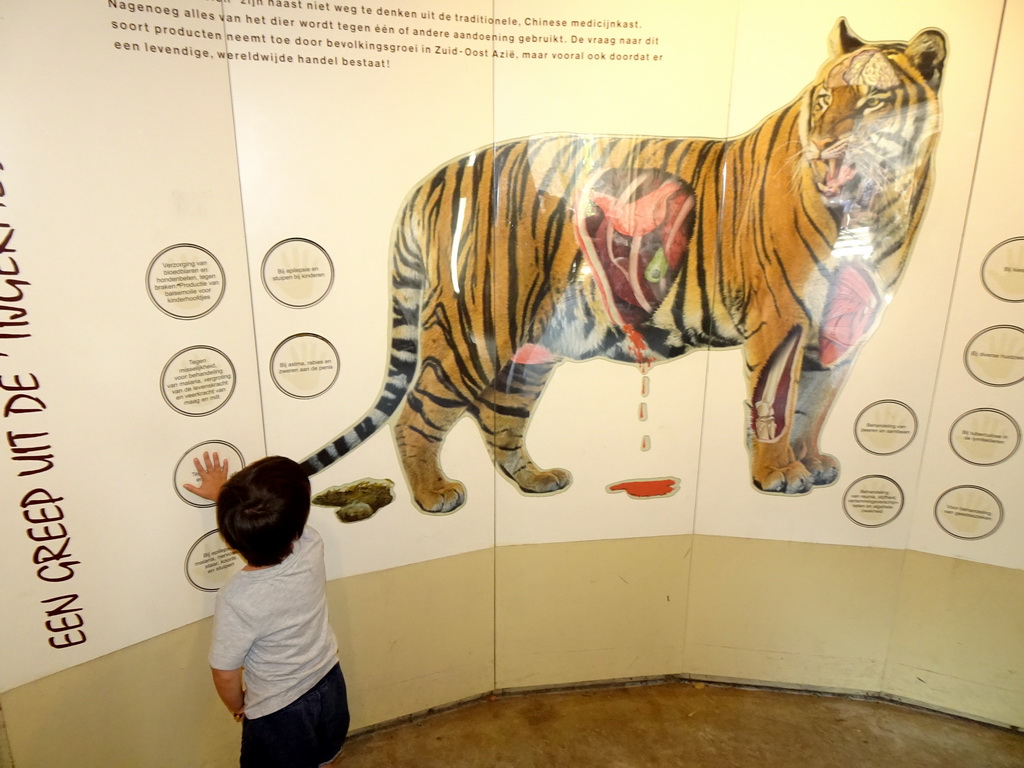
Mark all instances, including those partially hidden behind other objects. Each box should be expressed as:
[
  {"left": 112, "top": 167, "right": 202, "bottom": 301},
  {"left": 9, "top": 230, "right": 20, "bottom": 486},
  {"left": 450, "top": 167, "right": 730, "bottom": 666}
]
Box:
[
  {"left": 883, "top": 551, "right": 1024, "bottom": 728},
  {"left": 1, "top": 619, "right": 236, "bottom": 768},
  {"left": 331, "top": 548, "right": 495, "bottom": 729},
  {"left": 495, "top": 537, "right": 691, "bottom": 689},
  {"left": 1, "top": 549, "right": 495, "bottom": 767},
  {"left": 0, "top": 707, "right": 10, "bottom": 768},
  {"left": 684, "top": 537, "right": 905, "bottom": 693}
]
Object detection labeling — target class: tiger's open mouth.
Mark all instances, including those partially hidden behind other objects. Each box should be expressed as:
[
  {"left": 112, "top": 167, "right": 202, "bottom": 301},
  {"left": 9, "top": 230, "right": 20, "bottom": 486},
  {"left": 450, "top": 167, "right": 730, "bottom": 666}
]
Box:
[
  {"left": 750, "top": 327, "right": 803, "bottom": 443},
  {"left": 812, "top": 134, "right": 860, "bottom": 204},
  {"left": 818, "top": 157, "right": 858, "bottom": 199}
]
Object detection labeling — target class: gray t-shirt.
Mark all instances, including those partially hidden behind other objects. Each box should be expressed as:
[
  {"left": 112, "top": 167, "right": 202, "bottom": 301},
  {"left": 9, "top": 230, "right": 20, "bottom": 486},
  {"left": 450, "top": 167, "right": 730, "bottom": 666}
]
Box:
[{"left": 209, "top": 526, "right": 339, "bottom": 719}]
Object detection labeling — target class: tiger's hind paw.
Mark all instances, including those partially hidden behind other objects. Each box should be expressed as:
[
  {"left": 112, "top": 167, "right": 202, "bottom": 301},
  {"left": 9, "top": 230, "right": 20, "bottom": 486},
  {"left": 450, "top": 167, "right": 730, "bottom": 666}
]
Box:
[
  {"left": 753, "top": 461, "right": 814, "bottom": 495},
  {"left": 512, "top": 466, "right": 573, "bottom": 495},
  {"left": 413, "top": 481, "right": 468, "bottom": 515},
  {"left": 800, "top": 453, "right": 839, "bottom": 486}
]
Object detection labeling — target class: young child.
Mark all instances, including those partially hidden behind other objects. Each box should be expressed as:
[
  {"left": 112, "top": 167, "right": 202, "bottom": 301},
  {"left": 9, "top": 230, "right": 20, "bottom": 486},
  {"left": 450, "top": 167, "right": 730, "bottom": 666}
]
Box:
[{"left": 185, "top": 452, "right": 349, "bottom": 768}]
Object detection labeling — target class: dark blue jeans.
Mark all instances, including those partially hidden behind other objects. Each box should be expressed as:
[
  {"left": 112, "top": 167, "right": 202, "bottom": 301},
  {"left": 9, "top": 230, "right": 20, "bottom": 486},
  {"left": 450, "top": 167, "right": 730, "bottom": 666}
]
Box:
[{"left": 240, "top": 663, "right": 349, "bottom": 768}]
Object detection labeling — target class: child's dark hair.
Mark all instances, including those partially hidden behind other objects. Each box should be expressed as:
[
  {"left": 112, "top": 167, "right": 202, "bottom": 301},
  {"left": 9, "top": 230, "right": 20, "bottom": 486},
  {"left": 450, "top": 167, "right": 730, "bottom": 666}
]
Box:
[{"left": 216, "top": 456, "right": 311, "bottom": 567}]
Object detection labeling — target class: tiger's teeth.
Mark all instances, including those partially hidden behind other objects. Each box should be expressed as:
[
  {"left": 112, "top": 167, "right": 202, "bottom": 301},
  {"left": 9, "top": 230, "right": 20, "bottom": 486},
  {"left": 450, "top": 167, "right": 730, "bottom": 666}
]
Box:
[{"left": 754, "top": 401, "right": 777, "bottom": 441}]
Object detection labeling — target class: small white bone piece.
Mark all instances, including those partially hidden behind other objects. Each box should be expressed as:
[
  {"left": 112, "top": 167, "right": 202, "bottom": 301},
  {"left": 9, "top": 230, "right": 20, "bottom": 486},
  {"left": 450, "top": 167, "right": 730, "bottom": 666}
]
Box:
[{"left": 755, "top": 401, "right": 777, "bottom": 441}]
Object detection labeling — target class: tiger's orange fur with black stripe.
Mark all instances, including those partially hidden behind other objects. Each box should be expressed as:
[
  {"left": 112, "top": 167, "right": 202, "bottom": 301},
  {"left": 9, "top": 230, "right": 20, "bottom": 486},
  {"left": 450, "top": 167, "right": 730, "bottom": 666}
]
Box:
[{"left": 303, "top": 20, "right": 946, "bottom": 514}]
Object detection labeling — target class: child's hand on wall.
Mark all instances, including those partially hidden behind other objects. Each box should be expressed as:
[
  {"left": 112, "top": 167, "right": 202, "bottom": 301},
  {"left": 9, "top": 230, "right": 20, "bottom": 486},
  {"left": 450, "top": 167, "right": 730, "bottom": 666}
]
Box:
[{"left": 183, "top": 451, "right": 230, "bottom": 502}]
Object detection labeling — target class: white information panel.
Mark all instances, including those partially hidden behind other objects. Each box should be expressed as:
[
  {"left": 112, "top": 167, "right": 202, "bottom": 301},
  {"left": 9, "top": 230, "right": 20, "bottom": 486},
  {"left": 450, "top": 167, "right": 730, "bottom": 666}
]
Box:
[
  {"left": 907, "top": 0, "right": 1024, "bottom": 570},
  {"left": 0, "top": 0, "right": 1019, "bottom": 697}
]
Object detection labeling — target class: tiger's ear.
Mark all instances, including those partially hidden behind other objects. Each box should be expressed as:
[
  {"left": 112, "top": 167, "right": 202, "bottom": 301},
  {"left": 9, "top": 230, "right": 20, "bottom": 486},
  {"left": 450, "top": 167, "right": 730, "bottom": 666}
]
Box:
[
  {"left": 829, "top": 18, "right": 864, "bottom": 57},
  {"left": 905, "top": 28, "right": 947, "bottom": 90}
]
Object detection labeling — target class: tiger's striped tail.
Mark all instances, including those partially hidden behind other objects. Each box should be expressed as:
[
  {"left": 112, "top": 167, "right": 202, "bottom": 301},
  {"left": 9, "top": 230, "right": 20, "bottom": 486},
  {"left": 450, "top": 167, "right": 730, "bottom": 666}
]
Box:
[{"left": 300, "top": 205, "right": 425, "bottom": 477}]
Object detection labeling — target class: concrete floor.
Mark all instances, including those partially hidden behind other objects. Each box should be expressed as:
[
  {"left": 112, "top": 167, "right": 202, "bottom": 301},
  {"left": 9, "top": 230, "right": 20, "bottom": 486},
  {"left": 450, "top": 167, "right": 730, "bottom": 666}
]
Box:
[{"left": 338, "top": 682, "right": 1024, "bottom": 767}]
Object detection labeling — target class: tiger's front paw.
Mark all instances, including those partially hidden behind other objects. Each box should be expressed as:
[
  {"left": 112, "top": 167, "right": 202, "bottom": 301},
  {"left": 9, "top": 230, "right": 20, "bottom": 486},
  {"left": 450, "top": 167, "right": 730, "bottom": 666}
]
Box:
[
  {"left": 800, "top": 453, "right": 839, "bottom": 486},
  {"left": 753, "top": 461, "right": 814, "bottom": 495},
  {"left": 413, "top": 480, "right": 468, "bottom": 515}
]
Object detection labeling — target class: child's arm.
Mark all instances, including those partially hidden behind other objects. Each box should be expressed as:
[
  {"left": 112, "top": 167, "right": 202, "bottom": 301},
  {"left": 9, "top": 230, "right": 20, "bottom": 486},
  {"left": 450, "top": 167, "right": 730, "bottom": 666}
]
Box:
[
  {"left": 211, "top": 666, "right": 245, "bottom": 720},
  {"left": 182, "top": 451, "right": 230, "bottom": 502}
]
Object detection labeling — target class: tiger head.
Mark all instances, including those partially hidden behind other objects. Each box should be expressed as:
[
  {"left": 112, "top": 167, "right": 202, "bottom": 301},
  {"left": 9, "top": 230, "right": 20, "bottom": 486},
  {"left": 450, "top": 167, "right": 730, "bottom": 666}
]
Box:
[{"left": 801, "top": 19, "right": 946, "bottom": 216}]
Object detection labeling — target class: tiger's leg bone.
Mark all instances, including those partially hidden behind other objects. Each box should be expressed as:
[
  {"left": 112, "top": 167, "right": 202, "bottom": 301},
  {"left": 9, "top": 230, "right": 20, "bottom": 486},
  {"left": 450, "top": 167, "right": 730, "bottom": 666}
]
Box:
[
  {"left": 472, "top": 360, "right": 572, "bottom": 495},
  {"left": 392, "top": 364, "right": 472, "bottom": 515},
  {"left": 747, "top": 328, "right": 814, "bottom": 494}
]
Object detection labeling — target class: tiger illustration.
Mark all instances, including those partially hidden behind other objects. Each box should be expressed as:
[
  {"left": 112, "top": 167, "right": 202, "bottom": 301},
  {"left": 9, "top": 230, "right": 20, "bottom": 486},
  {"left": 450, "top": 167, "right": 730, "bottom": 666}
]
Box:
[{"left": 303, "top": 19, "right": 946, "bottom": 514}]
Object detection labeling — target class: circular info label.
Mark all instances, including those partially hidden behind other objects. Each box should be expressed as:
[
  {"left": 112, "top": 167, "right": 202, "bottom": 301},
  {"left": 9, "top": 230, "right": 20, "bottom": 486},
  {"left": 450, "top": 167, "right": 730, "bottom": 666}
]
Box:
[
  {"left": 270, "top": 334, "right": 339, "bottom": 399},
  {"left": 934, "top": 486, "right": 1003, "bottom": 540},
  {"left": 161, "top": 346, "right": 236, "bottom": 416},
  {"left": 262, "top": 238, "right": 334, "bottom": 308},
  {"left": 949, "top": 409, "right": 1020, "bottom": 466},
  {"left": 964, "top": 326, "right": 1024, "bottom": 387},
  {"left": 842, "top": 475, "right": 904, "bottom": 528},
  {"left": 854, "top": 400, "right": 917, "bottom": 455},
  {"left": 174, "top": 441, "right": 245, "bottom": 507},
  {"left": 981, "top": 237, "right": 1024, "bottom": 302},
  {"left": 147, "top": 244, "right": 225, "bottom": 319},
  {"left": 185, "top": 530, "right": 243, "bottom": 592}
]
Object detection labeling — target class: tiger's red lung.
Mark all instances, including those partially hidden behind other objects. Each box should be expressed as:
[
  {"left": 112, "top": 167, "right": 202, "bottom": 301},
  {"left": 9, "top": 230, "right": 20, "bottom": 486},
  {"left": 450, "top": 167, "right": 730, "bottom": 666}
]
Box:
[{"left": 575, "top": 168, "right": 695, "bottom": 327}]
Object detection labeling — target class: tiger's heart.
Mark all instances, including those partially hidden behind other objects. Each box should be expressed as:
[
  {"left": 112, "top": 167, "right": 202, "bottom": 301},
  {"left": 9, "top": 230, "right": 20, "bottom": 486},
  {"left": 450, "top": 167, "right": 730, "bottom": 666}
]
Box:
[{"left": 819, "top": 264, "right": 881, "bottom": 366}]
